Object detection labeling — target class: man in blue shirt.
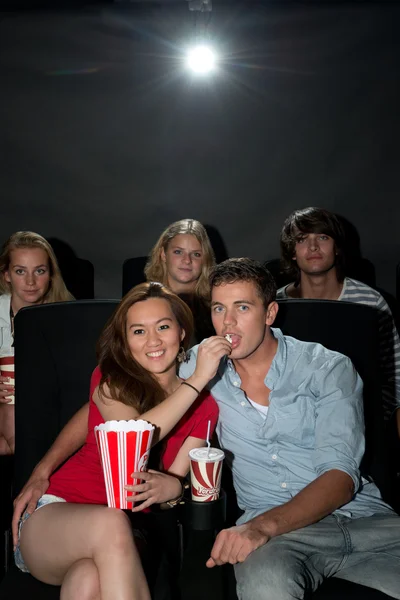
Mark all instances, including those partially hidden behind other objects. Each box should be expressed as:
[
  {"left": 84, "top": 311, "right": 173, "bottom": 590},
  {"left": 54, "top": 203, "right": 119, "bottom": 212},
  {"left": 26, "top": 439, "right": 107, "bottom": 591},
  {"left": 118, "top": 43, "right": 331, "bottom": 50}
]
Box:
[{"left": 180, "top": 257, "right": 400, "bottom": 600}]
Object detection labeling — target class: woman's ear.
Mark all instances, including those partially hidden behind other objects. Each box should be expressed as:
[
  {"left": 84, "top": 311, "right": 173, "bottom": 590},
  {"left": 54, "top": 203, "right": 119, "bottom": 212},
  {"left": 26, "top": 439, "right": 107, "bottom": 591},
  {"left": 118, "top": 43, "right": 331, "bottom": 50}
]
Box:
[
  {"left": 160, "top": 247, "right": 166, "bottom": 263},
  {"left": 180, "top": 329, "right": 186, "bottom": 342},
  {"left": 4, "top": 270, "right": 11, "bottom": 284}
]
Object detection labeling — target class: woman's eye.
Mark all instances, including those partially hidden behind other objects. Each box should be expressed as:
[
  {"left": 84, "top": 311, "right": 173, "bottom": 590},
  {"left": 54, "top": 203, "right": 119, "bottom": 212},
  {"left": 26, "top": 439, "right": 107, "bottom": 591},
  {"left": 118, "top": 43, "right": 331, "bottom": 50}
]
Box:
[
  {"left": 173, "top": 250, "right": 182, "bottom": 255},
  {"left": 319, "top": 235, "right": 328, "bottom": 241},
  {"left": 159, "top": 324, "right": 169, "bottom": 330},
  {"left": 193, "top": 253, "right": 202, "bottom": 258},
  {"left": 133, "top": 329, "right": 145, "bottom": 335},
  {"left": 36, "top": 269, "right": 47, "bottom": 275},
  {"left": 297, "top": 237, "right": 306, "bottom": 244},
  {"left": 15, "top": 269, "right": 24, "bottom": 275}
]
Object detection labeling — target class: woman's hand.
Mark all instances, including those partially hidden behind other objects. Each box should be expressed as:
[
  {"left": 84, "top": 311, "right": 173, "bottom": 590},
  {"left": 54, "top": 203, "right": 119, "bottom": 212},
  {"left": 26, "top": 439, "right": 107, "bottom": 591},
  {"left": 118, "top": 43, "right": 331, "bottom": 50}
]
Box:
[
  {"left": 191, "top": 336, "right": 232, "bottom": 384},
  {"left": 12, "top": 471, "right": 50, "bottom": 549},
  {"left": 0, "top": 376, "right": 15, "bottom": 403},
  {"left": 125, "top": 469, "right": 183, "bottom": 512}
]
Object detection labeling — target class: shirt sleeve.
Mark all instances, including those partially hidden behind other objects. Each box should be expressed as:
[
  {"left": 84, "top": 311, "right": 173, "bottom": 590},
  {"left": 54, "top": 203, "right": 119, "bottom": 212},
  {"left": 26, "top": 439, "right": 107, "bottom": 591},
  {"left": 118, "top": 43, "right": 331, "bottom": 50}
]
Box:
[
  {"left": 374, "top": 294, "right": 400, "bottom": 419},
  {"left": 178, "top": 344, "right": 199, "bottom": 379},
  {"left": 312, "top": 355, "right": 364, "bottom": 493}
]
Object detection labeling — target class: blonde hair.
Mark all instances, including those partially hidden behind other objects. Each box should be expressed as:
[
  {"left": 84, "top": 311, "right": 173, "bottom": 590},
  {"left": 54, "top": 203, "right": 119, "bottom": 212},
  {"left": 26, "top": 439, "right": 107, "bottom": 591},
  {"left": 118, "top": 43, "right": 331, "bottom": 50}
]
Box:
[
  {"left": 0, "top": 231, "right": 74, "bottom": 303},
  {"left": 144, "top": 219, "right": 215, "bottom": 301}
]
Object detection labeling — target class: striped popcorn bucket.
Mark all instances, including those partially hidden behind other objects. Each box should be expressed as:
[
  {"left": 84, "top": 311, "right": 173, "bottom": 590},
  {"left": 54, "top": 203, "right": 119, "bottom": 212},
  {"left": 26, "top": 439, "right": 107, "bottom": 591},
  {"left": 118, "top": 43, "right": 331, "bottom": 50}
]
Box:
[
  {"left": 188, "top": 447, "right": 225, "bottom": 502},
  {"left": 94, "top": 420, "right": 155, "bottom": 509},
  {"left": 0, "top": 355, "right": 15, "bottom": 405}
]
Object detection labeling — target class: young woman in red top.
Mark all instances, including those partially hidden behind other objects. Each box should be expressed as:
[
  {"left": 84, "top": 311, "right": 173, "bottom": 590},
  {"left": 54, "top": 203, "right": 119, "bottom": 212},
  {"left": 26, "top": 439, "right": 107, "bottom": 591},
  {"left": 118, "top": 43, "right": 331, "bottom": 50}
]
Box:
[{"left": 15, "top": 282, "right": 231, "bottom": 600}]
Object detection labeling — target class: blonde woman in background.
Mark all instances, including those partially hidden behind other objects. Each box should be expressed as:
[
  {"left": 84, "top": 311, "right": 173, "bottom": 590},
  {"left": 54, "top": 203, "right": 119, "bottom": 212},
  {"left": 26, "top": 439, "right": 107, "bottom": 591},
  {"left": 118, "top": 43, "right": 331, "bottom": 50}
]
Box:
[
  {"left": 145, "top": 219, "right": 216, "bottom": 343},
  {"left": 0, "top": 231, "right": 74, "bottom": 454}
]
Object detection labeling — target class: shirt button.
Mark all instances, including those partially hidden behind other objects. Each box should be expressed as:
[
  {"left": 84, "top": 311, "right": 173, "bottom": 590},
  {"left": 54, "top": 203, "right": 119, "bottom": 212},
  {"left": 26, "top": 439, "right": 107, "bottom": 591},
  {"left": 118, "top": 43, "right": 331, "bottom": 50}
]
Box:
[
  {"left": 241, "top": 401, "right": 246, "bottom": 407},
  {"left": 281, "top": 482, "right": 287, "bottom": 489},
  {"left": 234, "top": 381, "right": 240, "bottom": 387},
  {"left": 272, "top": 454, "right": 277, "bottom": 460}
]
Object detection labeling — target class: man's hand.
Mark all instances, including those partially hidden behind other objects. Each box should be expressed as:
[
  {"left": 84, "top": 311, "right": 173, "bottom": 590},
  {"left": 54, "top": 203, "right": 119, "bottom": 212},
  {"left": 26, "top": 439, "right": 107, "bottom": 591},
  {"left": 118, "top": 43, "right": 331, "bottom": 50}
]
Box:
[
  {"left": 206, "top": 522, "right": 269, "bottom": 568},
  {"left": 0, "top": 376, "right": 15, "bottom": 402},
  {"left": 12, "top": 472, "right": 50, "bottom": 549},
  {"left": 125, "top": 469, "right": 182, "bottom": 512}
]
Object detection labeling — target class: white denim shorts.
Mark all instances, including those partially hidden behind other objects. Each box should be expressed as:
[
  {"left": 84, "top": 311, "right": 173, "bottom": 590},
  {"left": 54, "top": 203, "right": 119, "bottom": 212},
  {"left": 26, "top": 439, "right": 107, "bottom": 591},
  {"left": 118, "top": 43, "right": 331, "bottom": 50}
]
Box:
[{"left": 14, "top": 494, "right": 66, "bottom": 573}]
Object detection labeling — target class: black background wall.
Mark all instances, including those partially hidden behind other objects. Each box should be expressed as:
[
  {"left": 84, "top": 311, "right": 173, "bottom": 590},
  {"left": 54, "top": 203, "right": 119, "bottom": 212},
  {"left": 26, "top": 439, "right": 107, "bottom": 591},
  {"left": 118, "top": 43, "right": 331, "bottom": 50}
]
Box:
[{"left": 1, "top": 1, "right": 399, "bottom": 297}]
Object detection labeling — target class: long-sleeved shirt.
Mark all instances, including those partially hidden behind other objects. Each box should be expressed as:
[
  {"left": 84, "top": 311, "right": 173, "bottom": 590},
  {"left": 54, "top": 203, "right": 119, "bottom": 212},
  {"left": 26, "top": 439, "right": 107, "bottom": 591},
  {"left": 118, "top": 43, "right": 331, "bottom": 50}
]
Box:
[
  {"left": 179, "top": 329, "right": 394, "bottom": 525},
  {"left": 277, "top": 278, "right": 400, "bottom": 420},
  {"left": 0, "top": 294, "right": 14, "bottom": 357}
]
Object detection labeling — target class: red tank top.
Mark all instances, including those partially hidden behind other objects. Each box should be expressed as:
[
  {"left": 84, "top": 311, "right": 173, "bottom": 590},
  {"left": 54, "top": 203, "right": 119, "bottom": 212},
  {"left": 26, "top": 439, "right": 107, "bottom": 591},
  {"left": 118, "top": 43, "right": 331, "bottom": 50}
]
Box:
[{"left": 47, "top": 367, "right": 218, "bottom": 504}]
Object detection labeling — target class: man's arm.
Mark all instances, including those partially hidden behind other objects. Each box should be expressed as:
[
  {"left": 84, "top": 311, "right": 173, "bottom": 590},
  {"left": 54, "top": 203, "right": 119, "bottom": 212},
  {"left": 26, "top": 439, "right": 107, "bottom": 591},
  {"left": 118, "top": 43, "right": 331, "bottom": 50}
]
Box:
[
  {"left": 207, "top": 469, "right": 353, "bottom": 567},
  {"left": 207, "top": 354, "right": 364, "bottom": 567},
  {"left": 12, "top": 402, "right": 89, "bottom": 547}
]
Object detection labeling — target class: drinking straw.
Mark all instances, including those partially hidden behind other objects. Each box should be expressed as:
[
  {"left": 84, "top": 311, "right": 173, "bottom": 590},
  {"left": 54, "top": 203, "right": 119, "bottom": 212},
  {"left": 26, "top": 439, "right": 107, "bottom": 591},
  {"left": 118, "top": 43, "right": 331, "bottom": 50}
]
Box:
[{"left": 206, "top": 420, "right": 211, "bottom": 458}]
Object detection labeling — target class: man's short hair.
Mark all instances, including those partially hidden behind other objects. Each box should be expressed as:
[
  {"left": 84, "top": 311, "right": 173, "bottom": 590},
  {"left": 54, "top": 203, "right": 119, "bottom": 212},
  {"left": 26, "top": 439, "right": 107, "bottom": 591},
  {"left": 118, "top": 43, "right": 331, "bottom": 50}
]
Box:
[
  {"left": 210, "top": 258, "right": 276, "bottom": 308},
  {"left": 280, "top": 207, "right": 346, "bottom": 282}
]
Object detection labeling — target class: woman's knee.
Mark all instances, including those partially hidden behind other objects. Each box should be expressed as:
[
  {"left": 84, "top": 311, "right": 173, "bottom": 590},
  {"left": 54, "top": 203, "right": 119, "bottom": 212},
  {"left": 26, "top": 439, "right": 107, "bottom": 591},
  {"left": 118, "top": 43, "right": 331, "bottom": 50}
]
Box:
[
  {"left": 93, "top": 509, "right": 134, "bottom": 552},
  {"left": 61, "top": 559, "right": 100, "bottom": 600}
]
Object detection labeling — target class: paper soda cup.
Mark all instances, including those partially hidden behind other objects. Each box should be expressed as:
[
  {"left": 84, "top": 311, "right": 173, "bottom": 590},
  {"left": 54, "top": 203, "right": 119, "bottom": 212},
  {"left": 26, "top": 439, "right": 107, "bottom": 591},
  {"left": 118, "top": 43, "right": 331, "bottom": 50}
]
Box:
[
  {"left": 189, "top": 447, "right": 225, "bottom": 502},
  {"left": 94, "top": 420, "right": 155, "bottom": 509},
  {"left": 0, "top": 355, "right": 15, "bottom": 405}
]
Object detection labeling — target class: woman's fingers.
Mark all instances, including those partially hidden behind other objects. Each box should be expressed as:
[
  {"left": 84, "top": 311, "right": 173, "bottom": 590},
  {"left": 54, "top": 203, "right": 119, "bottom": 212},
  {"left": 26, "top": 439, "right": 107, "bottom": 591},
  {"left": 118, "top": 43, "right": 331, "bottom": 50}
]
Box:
[
  {"left": 130, "top": 497, "right": 154, "bottom": 512},
  {"left": 124, "top": 482, "right": 150, "bottom": 493}
]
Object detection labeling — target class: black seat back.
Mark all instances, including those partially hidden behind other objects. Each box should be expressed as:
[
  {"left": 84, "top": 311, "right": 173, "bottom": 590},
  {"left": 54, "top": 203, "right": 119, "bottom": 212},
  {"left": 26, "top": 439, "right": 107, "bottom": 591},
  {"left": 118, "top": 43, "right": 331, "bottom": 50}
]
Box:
[
  {"left": 122, "top": 256, "right": 148, "bottom": 296},
  {"left": 13, "top": 300, "right": 118, "bottom": 494},
  {"left": 275, "top": 299, "right": 394, "bottom": 506}
]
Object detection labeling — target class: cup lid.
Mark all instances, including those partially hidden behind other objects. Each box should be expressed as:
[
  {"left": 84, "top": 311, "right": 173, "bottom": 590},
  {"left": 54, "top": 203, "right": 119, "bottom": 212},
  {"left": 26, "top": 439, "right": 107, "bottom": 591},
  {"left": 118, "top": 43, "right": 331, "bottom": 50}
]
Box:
[{"left": 189, "top": 447, "right": 225, "bottom": 462}]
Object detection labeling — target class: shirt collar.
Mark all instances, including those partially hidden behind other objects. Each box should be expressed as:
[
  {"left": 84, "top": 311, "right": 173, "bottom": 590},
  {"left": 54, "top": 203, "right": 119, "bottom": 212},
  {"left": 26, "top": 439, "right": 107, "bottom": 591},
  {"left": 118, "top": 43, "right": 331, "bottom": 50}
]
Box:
[{"left": 224, "top": 327, "right": 288, "bottom": 390}]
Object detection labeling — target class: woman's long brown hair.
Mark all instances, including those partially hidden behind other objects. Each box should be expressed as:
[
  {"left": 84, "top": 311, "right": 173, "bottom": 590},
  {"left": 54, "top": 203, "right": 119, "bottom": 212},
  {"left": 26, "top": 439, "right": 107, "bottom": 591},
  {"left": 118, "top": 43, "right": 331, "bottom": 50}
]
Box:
[{"left": 96, "top": 282, "right": 194, "bottom": 414}]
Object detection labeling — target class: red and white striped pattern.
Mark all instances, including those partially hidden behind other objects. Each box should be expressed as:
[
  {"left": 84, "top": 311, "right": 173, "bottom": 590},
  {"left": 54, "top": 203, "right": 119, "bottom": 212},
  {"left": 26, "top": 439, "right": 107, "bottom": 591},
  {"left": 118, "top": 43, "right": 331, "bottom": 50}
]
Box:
[
  {"left": 0, "top": 355, "right": 15, "bottom": 405},
  {"left": 190, "top": 458, "right": 223, "bottom": 502},
  {"left": 95, "top": 422, "right": 154, "bottom": 509}
]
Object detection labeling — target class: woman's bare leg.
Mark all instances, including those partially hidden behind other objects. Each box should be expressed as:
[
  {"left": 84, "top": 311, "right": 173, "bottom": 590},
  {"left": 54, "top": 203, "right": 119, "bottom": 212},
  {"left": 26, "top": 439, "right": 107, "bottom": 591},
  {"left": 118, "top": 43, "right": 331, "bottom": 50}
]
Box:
[
  {"left": 0, "top": 405, "right": 14, "bottom": 455},
  {"left": 60, "top": 558, "right": 100, "bottom": 600},
  {"left": 20, "top": 503, "right": 151, "bottom": 600}
]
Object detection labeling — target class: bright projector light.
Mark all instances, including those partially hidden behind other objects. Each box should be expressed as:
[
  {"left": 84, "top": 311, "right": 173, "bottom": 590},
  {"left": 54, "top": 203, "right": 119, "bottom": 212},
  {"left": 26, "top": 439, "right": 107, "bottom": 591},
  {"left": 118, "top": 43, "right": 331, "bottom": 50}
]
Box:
[{"left": 187, "top": 45, "right": 216, "bottom": 74}]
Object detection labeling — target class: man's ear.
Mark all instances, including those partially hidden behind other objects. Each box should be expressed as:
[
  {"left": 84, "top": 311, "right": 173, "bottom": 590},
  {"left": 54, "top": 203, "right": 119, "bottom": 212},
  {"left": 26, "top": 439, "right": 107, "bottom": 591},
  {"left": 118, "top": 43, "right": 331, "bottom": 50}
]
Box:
[{"left": 265, "top": 301, "right": 279, "bottom": 327}]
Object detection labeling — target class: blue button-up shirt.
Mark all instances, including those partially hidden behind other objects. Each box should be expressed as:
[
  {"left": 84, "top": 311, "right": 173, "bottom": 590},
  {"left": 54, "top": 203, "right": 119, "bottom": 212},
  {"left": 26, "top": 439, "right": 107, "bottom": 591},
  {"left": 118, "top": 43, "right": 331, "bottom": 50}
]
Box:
[{"left": 180, "top": 328, "right": 393, "bottom": 524}]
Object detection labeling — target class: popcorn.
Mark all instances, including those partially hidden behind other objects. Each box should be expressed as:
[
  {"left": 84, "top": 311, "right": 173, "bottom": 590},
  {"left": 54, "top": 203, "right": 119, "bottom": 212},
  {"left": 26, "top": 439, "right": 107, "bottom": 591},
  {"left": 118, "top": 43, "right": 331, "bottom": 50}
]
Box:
[
  {"left": 95, "top": 420, "right": 154, "bottom": 509},
  {"left": 225, "top": 334, "right": 232, "bottom": 343}
]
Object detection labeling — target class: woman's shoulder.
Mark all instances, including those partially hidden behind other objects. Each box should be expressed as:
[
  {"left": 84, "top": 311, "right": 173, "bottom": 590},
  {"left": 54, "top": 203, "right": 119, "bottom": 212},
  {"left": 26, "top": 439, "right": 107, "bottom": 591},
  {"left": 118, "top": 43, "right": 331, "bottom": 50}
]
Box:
[
  {"left": 191, "top": 389, "right": 218, "bottom": 419},
  {"left": 89, "top": 366, "right": 102, "bottom": 398}
]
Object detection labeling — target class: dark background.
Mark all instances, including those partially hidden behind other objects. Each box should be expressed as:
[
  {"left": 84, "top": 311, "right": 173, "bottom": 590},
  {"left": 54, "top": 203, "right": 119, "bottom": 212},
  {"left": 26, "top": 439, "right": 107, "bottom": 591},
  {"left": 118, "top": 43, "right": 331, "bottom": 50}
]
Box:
[{"left": 1, "top": 0, "right": 399, "bottom": 297}]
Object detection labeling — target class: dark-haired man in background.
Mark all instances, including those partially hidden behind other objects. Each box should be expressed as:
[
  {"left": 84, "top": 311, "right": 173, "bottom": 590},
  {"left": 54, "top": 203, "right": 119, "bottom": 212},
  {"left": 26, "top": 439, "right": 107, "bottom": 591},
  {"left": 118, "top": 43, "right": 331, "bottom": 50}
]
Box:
[
  {"left": 180, "top": 257, "right": 400, "bottom": 600},
  {"left": 278, "top": 206, "right": 400, "bottom": 436}
]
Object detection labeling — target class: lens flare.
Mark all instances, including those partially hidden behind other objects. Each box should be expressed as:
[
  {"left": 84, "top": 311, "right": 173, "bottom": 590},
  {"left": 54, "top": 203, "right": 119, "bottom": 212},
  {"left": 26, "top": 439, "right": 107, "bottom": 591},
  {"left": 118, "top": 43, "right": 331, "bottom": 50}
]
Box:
[{"left": 186, "top": 45, "right": 216, "bottom": 74}]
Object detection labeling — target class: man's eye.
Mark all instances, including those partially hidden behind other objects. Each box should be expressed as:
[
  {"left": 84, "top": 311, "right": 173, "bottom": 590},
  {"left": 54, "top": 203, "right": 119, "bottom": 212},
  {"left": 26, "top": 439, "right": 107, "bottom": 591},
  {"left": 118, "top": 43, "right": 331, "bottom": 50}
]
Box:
[
  {"left": 133, "top": 329, "right": 145, "bottom": 335},
  {"left": 213, "top": 306, "right": 224, "bottom": 313},
  {"left": 238, "top": 305, "right": 249, "bottom": 312}
]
